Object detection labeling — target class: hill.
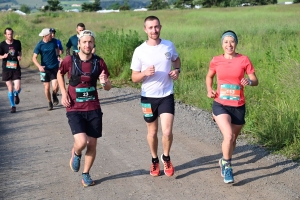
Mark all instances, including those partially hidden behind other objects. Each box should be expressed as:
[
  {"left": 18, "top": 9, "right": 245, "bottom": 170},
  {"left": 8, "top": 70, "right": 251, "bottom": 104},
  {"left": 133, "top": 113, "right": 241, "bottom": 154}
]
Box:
[{"left": 0, "top": 0, "right": 150, "bottom": 10}]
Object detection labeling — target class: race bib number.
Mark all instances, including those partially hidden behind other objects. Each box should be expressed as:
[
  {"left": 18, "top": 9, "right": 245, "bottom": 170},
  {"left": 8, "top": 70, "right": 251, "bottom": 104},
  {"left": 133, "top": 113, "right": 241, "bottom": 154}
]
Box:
[
  {"left": 6, "top": 60, "right": 17, "bottom": 69},
  {"left": 75, "top": 87, "right": 96, "bottom": 102},
  {"left": 219, "top": 84, "right": 241, "bottom": 101},
  {"left": 141, "top": 103, "right": 153, "bottom": 117}
]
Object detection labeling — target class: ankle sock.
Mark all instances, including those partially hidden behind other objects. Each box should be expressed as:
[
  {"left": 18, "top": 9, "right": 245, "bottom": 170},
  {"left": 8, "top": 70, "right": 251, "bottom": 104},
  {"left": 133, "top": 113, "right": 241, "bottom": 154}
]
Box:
[
  {"left": 152, "top": 157, "right": 159, "bottom": 163},
  {"left": 162, "top": 154, "right": 170, "bottom": 161},
  {"left": 222, "top": 158, "right": 232, "bottom": 167}
]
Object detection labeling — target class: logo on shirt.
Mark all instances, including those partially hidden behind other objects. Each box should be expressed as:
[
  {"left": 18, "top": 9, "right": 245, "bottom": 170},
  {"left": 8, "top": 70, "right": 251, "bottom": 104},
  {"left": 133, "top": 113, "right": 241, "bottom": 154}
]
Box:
[
  {"left": 9, "top": 47, "right": 15, "bottom": 56},
  {"left": 165, "top": 52, "right": 171, "bottom": 60}
]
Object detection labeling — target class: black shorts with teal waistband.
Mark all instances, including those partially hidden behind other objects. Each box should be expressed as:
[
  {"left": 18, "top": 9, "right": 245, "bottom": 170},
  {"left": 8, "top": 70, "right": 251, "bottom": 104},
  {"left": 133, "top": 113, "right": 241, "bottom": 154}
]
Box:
[
  {"left": 66, "top": 108, "right": 103, "bottom": 138},
  {"left": 141, "top": 94, "right": 175, "bottom": 123},
  {"left": 212, "top": 101, "right": 246, "bottom": 125}
]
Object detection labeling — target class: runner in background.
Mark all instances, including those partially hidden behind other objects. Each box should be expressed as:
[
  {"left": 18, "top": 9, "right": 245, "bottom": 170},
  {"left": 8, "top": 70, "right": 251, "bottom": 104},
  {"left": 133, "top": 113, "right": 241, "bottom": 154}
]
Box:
[
  {"left": 65, "top": 23, "right": 95, "bottom": 56},
  {"left": 32, "top": 28, "right": 61, "bottom": 111},
  {"left": 0, "top": 27, "right": 22, "bottom": 113},
  {"left": 50, "top": 28, "right": 63, "bottom": 56},
  {"left": 206, "top": 30, "right": 258, "bottom": 184}
]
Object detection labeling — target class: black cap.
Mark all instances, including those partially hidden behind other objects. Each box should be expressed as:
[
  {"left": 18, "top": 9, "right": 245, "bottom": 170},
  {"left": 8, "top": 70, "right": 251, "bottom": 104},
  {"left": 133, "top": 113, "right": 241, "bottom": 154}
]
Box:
[{"left": 50, "top": 28, "right": 56, "bottom": 33}]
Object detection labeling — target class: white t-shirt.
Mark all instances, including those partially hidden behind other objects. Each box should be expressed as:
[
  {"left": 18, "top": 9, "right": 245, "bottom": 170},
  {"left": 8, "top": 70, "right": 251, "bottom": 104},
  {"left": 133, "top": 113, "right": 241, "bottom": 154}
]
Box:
[{"left": 130, "top": 39, "right": 179, "bottom": 98}]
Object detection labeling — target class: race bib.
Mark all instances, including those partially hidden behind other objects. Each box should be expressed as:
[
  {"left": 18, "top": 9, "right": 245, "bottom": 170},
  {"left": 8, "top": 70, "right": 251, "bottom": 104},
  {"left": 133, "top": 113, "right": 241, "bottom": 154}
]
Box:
[
  {"left": 6, "top": 60, "right": 17, "bottom": 69},
  {"left": 219, "top": 84, "right": 241, "bottom": 101},
  {"left": 40, "top": 72, "right": 46, "bottom": 82},
  {"left": 75, "top": 87, "right": 96, "bottom": 102},
  {"left": 141, "top": 103, "right": 153, "bottom": 117}
]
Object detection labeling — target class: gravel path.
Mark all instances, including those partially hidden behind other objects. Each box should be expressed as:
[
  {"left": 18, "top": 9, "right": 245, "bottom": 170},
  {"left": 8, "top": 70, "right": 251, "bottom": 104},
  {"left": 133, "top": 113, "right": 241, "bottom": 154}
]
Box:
[{"left": 0, "top": 67, "right": 299, "bottom": 200}]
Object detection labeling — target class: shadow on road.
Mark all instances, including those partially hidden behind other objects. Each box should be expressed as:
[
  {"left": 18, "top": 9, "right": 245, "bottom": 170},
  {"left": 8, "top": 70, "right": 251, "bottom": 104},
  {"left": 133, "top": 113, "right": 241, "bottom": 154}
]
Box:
[{"left": 174, "top": 144, "right": 299, "bottom": 186}]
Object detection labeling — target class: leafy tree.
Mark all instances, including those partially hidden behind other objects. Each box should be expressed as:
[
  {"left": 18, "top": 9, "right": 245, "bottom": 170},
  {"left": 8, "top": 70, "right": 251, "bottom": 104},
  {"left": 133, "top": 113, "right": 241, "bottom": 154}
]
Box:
[
  {"left": 43, "top": 0, "right": 63, "bottom": 11},
  {"left": 82, "top": 0, "right": 102, "bottom": 12},
  {"left": 120, "top": 0, "right": 130, "bottom": 10},
  {"left": 20, "top": 4, "right": 31, "bottom": 14},
  {"left": 294, "top": 0, "right": 300, "bottom": 3},
  {"left": 147, "top": 0, "right": 169, "bottom": 10}
]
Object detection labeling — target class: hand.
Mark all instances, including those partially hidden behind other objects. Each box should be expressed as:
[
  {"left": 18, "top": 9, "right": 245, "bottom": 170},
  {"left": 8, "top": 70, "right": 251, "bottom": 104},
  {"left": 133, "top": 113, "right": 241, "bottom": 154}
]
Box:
[
  {"left": 240, "top": 78, "right": 251, "bottom": 86},
  {"left": 99, "top": 70, "right": 108, "bottom": 85},
  {"left": 2, "top": 53, "right": 8, "bottom": 58},
  {"left": 61, "top": 92, "right": 71, "bottom": 107},
  {"left": 168, "top": 69, "right": 179, "bottom": 80},
  {"left": 207, "top": 90, "right": 216, "bottom": 98},
  {"left": 39, "top": 66, "right": 45, "bottom": 72},
  {"left": 143, "top": 65, "right": 155, "bottom": 77},
  {"left": 17, "top": 56, "right": 21, "bottom": 61}
]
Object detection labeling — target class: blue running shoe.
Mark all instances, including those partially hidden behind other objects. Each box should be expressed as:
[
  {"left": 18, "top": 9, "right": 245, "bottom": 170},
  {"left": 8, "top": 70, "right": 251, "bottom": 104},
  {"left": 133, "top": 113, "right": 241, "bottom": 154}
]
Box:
[
  {"left": 82, "top": 173, "right": 95, "bottom": 187},
  {"left": 70, "top": 148, "right": 81, "bottom": 172},
  {"left": 224, "top": 167, "right": 234, "bottom": 183},
  {"left": 219, "top": 158, "right": 225, "bottom": 177}
]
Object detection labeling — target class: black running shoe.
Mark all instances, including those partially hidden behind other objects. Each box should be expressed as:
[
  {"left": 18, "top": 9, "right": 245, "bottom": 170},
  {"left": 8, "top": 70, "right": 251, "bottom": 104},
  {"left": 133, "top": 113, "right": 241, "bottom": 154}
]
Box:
[
  {"left": 47, "top": 102, "right": 53, "bottom": 111},
  {"left": 52, "top": 93, "right": 59, "bottom": 105},
  {"left": 11, "top": 106, "right": 16, "bottom": 113},
  {"left": 14, "top": 94, "right": 20, "bottom": 105}
]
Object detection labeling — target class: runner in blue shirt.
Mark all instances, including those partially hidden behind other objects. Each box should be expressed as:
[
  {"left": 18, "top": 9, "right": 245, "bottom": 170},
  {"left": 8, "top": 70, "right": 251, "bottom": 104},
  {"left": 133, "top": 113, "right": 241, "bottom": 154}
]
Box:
[
  {"left": 32, "top": 28, "right": 61, "bottom": 111},
  {"left": 66, "top": 23, "right": 95, "bottom": 56},
  {"left": 50, "top": 28, "right": 63, "bottom": 55}
]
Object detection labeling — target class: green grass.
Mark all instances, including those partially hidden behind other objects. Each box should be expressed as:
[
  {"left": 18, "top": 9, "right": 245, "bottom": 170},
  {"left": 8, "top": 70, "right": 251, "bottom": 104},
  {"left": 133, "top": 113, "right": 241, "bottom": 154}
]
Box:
[{"left": 1, "top": 4, "right": 300, "bottom": 160}]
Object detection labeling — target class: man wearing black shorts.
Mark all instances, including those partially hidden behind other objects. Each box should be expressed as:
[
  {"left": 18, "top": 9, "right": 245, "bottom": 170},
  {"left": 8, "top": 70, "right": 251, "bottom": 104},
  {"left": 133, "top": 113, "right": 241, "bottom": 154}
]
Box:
[
  {"left": 130, "top": 16, "right": 181, "bottom": 177},
  {"left": 57, "top": 30, "right": 111, "bottom": 187},
  {"left": 32, "top": 28, "right": 61, "bottom": 111},
  {"left": 0, "top": 28, "right": 22, "bottom": 113}
]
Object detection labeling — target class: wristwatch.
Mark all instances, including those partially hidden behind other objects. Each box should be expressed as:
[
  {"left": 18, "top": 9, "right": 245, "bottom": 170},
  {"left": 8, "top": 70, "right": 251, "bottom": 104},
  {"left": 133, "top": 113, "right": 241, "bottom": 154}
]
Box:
[{"left": 175, "top": 68, "right": 181, "bottom": 73}]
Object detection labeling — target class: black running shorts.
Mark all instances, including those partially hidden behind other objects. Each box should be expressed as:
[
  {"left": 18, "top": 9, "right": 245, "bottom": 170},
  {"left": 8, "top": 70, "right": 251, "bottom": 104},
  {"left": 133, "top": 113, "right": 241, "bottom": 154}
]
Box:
[
  {"left": 141, "top": 94, "right": 175, "bottom": 123},
  {"left": 2, "top": 70, "right": 21, "bottom": 81},
  {"left": 40, "top": 68, "right": 58, "bottom": 82},
  {"left": 66, "top": 108, "right": 103, "bottom": 138},
  {"left": 212, "top": 101, "right": 246, "bottom": 125}
]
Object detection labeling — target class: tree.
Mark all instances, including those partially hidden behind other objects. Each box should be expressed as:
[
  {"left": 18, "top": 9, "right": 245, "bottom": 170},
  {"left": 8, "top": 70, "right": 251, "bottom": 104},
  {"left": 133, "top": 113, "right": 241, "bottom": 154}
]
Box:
[
  {"left": 120, "top": 0, "right": 130, "bottom": 10},
  {"left": 20, "top": 4, "right": 31, "bottom": 14},
  {"left": 43, "top": 0, "right": 63, "bottom": 11},
  {"left": 147, "top": 0, "right": 169, "bottom": 10},
  {"left": 82, "top": 0, "right": 102, "bottom": 12}
]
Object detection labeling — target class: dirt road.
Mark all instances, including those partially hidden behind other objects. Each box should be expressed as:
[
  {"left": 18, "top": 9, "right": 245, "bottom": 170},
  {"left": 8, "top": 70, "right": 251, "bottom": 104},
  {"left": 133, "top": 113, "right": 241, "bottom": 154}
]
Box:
[{"left": 0, "top": 67, "right": 299, "bottom": 200}]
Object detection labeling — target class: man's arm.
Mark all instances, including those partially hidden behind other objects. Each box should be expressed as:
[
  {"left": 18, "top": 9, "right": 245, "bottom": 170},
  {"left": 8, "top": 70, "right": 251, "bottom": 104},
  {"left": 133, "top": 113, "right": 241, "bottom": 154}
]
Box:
[
  {"left": 172, "top": 57, "right": 181, "bottom": 70},
  {"left": 32, "top": 53, "right": 44, "bottom": 72},
  {"left": 57, "top": 69, "right": 71, "bottom": 107}
]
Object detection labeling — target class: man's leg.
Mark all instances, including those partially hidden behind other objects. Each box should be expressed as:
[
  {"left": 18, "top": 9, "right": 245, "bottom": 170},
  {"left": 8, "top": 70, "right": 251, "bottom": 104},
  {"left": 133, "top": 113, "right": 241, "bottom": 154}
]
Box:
[
  {"left": 43, "top": 82, "right": 51, "bottom": 102},
  {"left": 43, "top": 82, "right": 53, "bottom": 110},
  {"left": 146, "top": 119, "right": 161, "bottom": 176},
  {"left": 80, "top": 136, "right": 97, "bottom": 187},
  {"left": 51, "top": 79, "right": 59, "bottom": 105},
  {"left": 6, "top": 80, "right": 16, "bottom": 112},
  {"left": 83, "top": 136, "right": 97, "bottom": 173},
  {"left": 160, "top": 113, "right": 174, "bottom": 157},
  {"left": 146, "top": 119, "right": 159, "bottom": 158},
  {"left": 160, "top": 113, "right": 175, "bottom": 176},
  {"left": 13, "top": 79, "right": 21, "bottom": 104}
]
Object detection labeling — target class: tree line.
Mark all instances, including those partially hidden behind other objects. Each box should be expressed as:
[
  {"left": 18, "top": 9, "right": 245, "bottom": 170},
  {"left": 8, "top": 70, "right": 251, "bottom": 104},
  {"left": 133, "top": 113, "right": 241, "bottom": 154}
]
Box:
[{"left": 18, "top": 0, "right": 299, "bottom": 13}]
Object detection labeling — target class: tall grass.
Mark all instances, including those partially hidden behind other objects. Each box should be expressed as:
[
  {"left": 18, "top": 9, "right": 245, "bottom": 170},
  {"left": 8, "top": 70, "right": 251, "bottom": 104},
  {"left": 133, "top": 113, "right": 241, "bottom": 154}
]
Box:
[{"left": 1, "top": 4, "right": 300, "bottom": 160}]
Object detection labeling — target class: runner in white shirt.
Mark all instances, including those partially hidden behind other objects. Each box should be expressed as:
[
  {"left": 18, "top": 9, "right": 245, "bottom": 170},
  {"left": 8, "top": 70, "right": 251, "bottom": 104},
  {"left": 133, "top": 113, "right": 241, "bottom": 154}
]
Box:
[{"left": 131, "top": 15, "right": 181, "bottom": 177}]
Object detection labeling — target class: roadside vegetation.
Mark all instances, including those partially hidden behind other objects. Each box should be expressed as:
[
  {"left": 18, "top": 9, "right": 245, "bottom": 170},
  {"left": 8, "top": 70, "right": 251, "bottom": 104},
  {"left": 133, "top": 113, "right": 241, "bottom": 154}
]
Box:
[{"left": 0, "top": 4, "right": 299, "bottom": 160}]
